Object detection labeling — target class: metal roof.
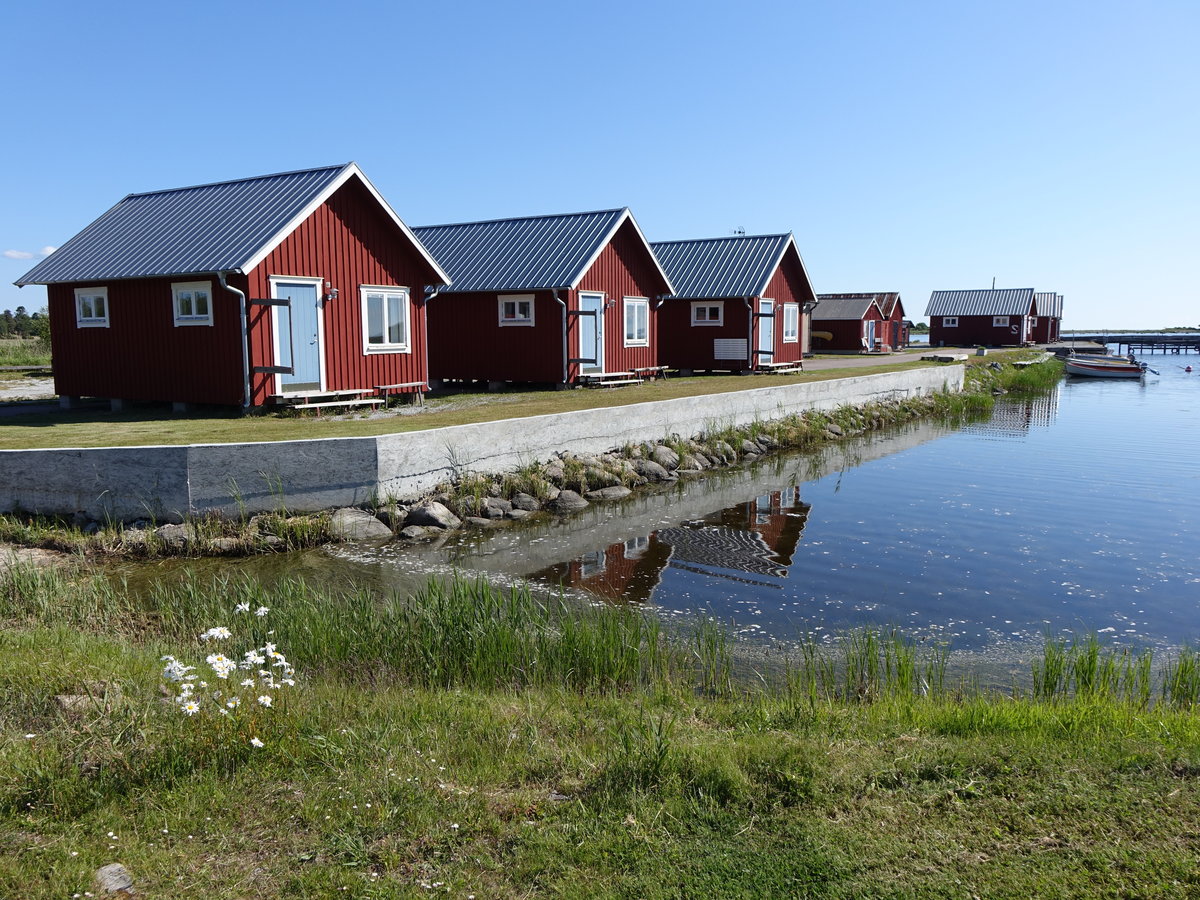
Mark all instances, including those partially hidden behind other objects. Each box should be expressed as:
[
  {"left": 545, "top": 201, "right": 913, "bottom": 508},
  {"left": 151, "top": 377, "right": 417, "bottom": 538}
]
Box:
[
  {"left": 1034, "top": 292, "right": 1064, "bottom": 318},
  {"left": 413, "top": 208, "right": 671, "bottom": 294},
  {"left": 817, "top": 292, "right": 900, "bottom": 317},
  {"left": 15, "top": 163, "right": 449, "bottom": 286},
  {"left": 651, "top": 233, "right": 795, "bottom": 299},
  {"left": 812, "top": 295, "right": 881, "bottom": 320},
  {"left": 925, "top": 288, "right": 1036, "bottom": 317}
]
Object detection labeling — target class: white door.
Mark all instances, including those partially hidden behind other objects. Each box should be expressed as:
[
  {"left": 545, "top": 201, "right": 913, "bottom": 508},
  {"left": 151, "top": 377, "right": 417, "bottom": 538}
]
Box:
[
  {"left": 865, "top": 319, "right": 876, "bottom": 351},
  {"left": 757, "top": 299, "right": 774, "bottom": 366},
  {"left": 272, "top": 277, "right": 325, "bottom": 393},
  {"left": 579, "top": 292, "right": 605, "bottom": 373}
]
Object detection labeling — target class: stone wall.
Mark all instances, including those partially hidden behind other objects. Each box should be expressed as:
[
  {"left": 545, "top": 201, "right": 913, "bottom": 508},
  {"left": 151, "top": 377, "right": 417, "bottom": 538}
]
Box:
[{"left": 0, "top": 366, "right": 963, "bottom": 522}]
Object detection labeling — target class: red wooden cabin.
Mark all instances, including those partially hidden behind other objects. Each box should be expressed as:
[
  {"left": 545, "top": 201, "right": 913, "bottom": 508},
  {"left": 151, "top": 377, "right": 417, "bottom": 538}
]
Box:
[
  {"left": 1031, "top": 292, "right": 1064, "bottom": 343},
  {"left": 925, "top": 288, "right": 1037, "bottom": 347},
  {"left": 414, "top": 209, "right": 673, "bottom": 386},
  {"left": 812, "top": 293, "right": 893, "bottom": 352},
  {"left": 651, "top": 234, "right": 818, "bottom": 374},
  {"left": 15, "top": 163, "right": 449, "bottom": 410}
]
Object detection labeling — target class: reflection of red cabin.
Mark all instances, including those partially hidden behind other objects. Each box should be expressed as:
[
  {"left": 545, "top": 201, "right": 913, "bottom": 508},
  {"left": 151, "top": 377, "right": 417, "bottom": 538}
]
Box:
[
  {"left": 1031, "top": 292, "right": 1063, "bottom": 343},
  {"left": 415, "top": 209, "right": 674, "bottom": 386},
  {"left": 925, "top": 288, "right": 1037, "bottom": 347},
  {"left": 812, "top": 294, "right": 888, "bottom": 352},
  {"left": 651, "top": 234, "right": 818, "bottom": 374},
  {"left": 15, "top": 163, "right": 448, "bottom": 409}
]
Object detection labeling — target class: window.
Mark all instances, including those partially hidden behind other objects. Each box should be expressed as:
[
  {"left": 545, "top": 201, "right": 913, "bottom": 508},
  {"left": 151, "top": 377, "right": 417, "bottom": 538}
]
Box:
[
  {"left": 361, "top": 285, "right": 410, "bottom": 353},
  {"left": 172, "top": 281, "right": 213, "bottom": 326},
  {"left": 993, "top": 316, "right": 1009, "bottom": 327},
  {"left": 942, "top": 316, "right": 958, "bottom": 327},
  {"left": 624, "top": 296, "right": 649, "bottom": 346},
  {"left": 498, "top": 294, "right": 534, "bottom": 326},
  {"left": 691, "top": 301, "right": 723, "bottom": 326},
  {"left": 1029, "top": 317, "right": 1038, "bottom": 326},
  {"left": 782, "top": 303, "right": 799, "bottom": 342},
  {"left": 74, "top": 287, "right": 109, "bottom": 327}
]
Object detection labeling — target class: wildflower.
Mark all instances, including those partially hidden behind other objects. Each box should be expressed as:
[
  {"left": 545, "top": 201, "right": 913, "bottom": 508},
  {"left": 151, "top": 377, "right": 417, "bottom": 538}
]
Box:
[
  {"left": 243, "top": 651, "right": 266, "bottom": 665},
  {"left": 24, "top": 733, "right": 35, "bottom": 739},
  {"left": 255, "top": 606, "right": 270, "bottom": 617},
  {"left": 234, "top": 602, "right": 250, "bottom": 613},
  {"left": 250, "top": 737, "right": 264, "bottom": 748},
  {"left": 200, "top": 626, "right": 232, "bottom": 641},
  {"left": 182, "top": 700, "right": 200, "bottom": 716},
  {"left": 161, "top": 656, "right": 195, "bottom": 682},
  {"left": 240, "top": 678, "right": 256, "bottom": 688},
  {"left": 257, "top": 695, "right": 273, "bottom": 708},
  {"left": 226, "top": 697, "right": 241, "bottom": 709}
]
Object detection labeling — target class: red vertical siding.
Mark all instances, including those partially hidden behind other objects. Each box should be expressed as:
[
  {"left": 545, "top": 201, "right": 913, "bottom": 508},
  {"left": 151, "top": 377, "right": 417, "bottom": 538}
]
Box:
[
  {"left": 761, "top": 249, "right": 816, "bottom": 365},
  {"left": 48, "top": 276, "right": 244, "bottom": 404},
  {"left": 656, "top": 298, "right": 752, "bottom": 371},
  {"left": 426, "top": 290, "right": 563, "bottom": 383},
  {"left": 931, "top": 315, "right": 1027, "bottom": 347},
  {"left": 574, "top": 219, "right": 671, "bottom": 378},
  {"left": 245, "top": 177, "right": 440, "bottom": 405}
]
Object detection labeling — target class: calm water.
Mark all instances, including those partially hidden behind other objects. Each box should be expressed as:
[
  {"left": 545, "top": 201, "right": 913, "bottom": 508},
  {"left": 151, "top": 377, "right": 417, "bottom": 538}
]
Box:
[{"left": 323, "top": 353, "right": 1200, "bottom": 656}]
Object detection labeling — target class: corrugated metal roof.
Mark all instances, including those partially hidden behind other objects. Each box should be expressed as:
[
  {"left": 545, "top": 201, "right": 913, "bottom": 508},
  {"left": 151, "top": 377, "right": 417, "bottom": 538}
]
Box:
[
  {"left": 812, "top": 295, "right": 880, "bottom": 320},
  {"left": 414, "top": 208, "right": 656, "bottom": 293},
  {"left": 817, "top": 292, "right": 900, "bottom": 317},
  {"left": 16, "top": 164, "right": 359, "bottom": 285},
  {"left": 925, "top": 288, "right": 1035, "bottom": 317},
  {"left": 1034, "top": 292, "right": 1064, "bottom": 318},
  {"left": 652, "top": 234, "right": 793, "bottom": 299}
]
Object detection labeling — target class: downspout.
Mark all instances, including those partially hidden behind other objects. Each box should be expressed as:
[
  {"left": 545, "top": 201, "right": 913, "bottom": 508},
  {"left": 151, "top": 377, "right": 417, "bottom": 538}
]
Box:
[
  {"left": 218, "top": 271, "right": 251, "bottom": 410},
  {"left": 743, "top": 296, "right": 754, "bottom": 371},
  {"left": 555, "top": 289, "right": 569, "bottom": 384},
  {"left": 422, "top": 284, "right": 446, "bottom": 389}
]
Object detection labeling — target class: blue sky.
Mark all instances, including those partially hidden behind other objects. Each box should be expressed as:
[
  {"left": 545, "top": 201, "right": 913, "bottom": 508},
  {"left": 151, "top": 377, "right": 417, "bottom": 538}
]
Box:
[{"left": 2, "top": 0, "right": 1196, "bottom": 328}]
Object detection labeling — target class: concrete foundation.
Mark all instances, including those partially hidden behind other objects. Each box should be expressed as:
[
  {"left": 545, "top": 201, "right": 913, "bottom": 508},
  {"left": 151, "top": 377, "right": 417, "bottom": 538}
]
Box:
[{"left": 0, "top": 366, "right": 963, "bottom": 523}]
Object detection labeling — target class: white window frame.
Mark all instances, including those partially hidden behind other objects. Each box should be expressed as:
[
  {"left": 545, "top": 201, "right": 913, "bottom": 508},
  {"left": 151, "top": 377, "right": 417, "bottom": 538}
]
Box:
[
  {"left": 74, "top": 286, "right": 109, "bottom": 328},
  {"left": 360, "top": 285, "right": 411, "bottom": 354},
  {"left": 1029, "top": 316, "right": 1038, "bottom": 326},
  {"left": 691, "top": 301, "right": 724, "bottom": 326},
  {"left": 623, "top": 296, "right": 649, "bottom": 347},
  {"left": 993, "top": 316, "right": 1009, "bottom": 327},
  {"left": 498, "top": 293, "right": 535, "bottom": 327},
  {"left": 782, "top": 303, "right": 799, "bottom": 342},
  {"left": 171, "top": 280, "right": 213, "bottom": 326},
  {"left": 943, "top": 316, "right": 959, "bottom": 327}
]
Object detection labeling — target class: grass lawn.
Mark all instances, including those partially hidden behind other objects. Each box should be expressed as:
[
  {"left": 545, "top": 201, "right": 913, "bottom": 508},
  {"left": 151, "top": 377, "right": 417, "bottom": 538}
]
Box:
[
  {"left": 0, "top": 360, "right": 938, "bottom": 450},
  {"left": 3, "top": 567, "right": 1199, "bottom": 898}
]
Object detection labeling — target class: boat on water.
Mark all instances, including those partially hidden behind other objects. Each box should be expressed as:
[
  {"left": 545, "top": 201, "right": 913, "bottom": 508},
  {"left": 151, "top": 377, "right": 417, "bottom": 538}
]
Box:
[{"left": 1064, "top": 353, "right": 1148, "bottom": 378}]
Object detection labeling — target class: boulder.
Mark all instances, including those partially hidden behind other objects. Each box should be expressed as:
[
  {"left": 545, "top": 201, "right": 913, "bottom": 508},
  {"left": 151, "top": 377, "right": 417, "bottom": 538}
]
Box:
[
  {"left": 376, "top": 506, "right": 408, "bottom": 530},
  {"left": 683, "top": 454, "right": 709, "bottom": 470},
  {"left": 154, "top": 523, "right": 194, "bottom": 551},
  {"left": 651, "top": 445, "right": 681, "bottom": 471},
  {"left": 506, "top": 508, "right": 533, "bottom": 520},
  {"left": 329, "top": 508, "right": 393, "bottom": 541},
  {"left": 510, "top": 492, "right": 541, "bottom": 512},
  {"left": 585, "top": 486, "right": 632, "bottom": 501},
  {"left": 406, "top": 502, "right": 462, "bottom": 530},
  {"left": 739, "top": 439, "right": 760, "bottom": 455},
  {"left": 825, "top": 423, "right": 844, "bottom": 437},
  {"left": 585, "top": 466, "right": 622, "bottom": 488},
  {"left": 399, "top": 525, "right": 439, "bottom": 540},
  {"left": 549, "top": 490, "right": 590, "bottom": 513},
  {"left": 713, "top": 441, "right": 736, "bottom": 462},
  {"left": 632, "top": 459, "right": 672, "bottom": 482},
  {"left": 463, "top": 516, "right": 495, "bottom": 528}
]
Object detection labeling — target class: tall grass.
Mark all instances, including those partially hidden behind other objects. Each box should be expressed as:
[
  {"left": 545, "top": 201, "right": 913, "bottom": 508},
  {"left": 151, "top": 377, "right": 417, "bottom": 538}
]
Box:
[{"left": 0, "top": 336, "right": 51, "bottom": 367}]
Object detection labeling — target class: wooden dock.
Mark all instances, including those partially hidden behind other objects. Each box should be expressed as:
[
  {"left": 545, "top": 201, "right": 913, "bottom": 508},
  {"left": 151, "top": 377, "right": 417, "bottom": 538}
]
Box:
[{"left": 1062, "top": 333, "right": 1200, "bottom": 354}]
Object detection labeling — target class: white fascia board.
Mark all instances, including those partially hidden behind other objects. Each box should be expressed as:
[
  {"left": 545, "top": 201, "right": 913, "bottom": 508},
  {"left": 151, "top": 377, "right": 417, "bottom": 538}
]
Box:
[
  {"left": 567, "top": 208, "right": 677, "bottom": 296},
  {"left": 236, "top": 163, "right": 453, "bottom": 287},
  {"left": 758, "top": 234, "right": 819, "bottom": 303}
]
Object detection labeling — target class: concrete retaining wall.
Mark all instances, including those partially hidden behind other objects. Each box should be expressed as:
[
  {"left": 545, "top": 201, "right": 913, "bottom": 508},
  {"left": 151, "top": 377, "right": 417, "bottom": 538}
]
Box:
[{"left": 0, "top": 366, "right": 963, "bottom": 522}]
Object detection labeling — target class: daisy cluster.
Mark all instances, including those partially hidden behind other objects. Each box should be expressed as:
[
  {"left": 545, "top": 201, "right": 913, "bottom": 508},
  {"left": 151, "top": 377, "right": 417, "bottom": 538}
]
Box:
[{"left": 160, "top": 604, "right": 295, "bottom": 747}]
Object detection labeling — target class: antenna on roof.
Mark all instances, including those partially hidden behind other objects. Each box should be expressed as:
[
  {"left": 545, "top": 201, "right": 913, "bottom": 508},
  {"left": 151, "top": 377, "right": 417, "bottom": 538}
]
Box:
[
  {"left": 732, "top": 226, "right": 745, "bottom": 236},
  {"left": 992, "top": 276, "right": 996, "bottom": 289}
]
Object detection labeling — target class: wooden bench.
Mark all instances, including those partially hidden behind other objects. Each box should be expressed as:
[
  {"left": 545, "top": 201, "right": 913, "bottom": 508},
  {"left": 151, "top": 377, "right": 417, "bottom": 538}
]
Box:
[
  {"left": 271, "top": 388, "right": 381, "bottom": 416},
  {"left": 374, "top": 381, "right": 427, "bottom": 406},
  {"left": 631, "top": 365, "right": 670, "bottom": 380},
  {"left": 290, "top": 398, "right": 384, "bottom": 413},
  {"left": 756, "top": 360, "right": 804, "bottom": 374}
]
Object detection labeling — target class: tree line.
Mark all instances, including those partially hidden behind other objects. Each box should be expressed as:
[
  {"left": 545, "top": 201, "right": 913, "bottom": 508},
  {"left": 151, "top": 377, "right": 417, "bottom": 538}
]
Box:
[{"left": 0, "top": 306, "right": 50, "bottom": 340}]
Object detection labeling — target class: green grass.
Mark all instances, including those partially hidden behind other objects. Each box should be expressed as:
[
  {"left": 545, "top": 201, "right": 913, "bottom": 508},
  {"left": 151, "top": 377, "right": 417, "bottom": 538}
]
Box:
[
  {"left": 0, "top": 362, "right": 941, "bottom": 450},
  {"left": 0, "top": 337, "right": 51, "bottom": 368},
  {"left": 4, "top": 564, "right": 1200, "bottom": 898}
]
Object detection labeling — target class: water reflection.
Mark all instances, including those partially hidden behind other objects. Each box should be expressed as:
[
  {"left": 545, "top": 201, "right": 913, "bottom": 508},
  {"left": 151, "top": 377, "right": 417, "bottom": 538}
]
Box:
[
  {"left": 538, "top": 488, "right": 811, "bottom": 604},
  {"left": 961, "top": 389, "right": 1059, "bottom": 438}
]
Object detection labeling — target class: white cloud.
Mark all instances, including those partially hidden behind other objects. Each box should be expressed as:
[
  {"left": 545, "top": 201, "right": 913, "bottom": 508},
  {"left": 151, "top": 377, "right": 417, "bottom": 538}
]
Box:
[
  {"left": 39, "top": 246, "right": 56, "bottom": 256},
  {"left": 3, "top": 249, "right": 34, "bottom": 260}
]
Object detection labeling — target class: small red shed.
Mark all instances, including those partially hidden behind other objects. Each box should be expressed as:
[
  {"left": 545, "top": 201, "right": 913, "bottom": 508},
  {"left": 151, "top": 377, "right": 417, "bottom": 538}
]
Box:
[
  {"left": 14, "top": 163, "right": 449, "bottom": 409},
  {"left": 1031, "top": 292, "right": 1064, "bottom": 343},
  {"left": 812, "top": 294, "right": 888, "bottom": 352},
  {"left": 414, "top": 209, "right": 674, "bottom": 386},
  {"left": 651, "top": 234, "right": 818, "bottom": 374},
  {"left": 925, "top": 288, "right": 1037, "bottom": 347}
]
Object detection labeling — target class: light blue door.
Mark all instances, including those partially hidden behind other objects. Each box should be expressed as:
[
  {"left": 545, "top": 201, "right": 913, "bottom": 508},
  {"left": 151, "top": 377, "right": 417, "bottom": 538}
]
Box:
[
  {"left": 757, "top": 299, "right": 774, "bottom": 365},
  {"left": 274, "top": 281, "right": 321, "bottom": 391},
  {"left": 865, "top": 319, "right": 876, "bottom": 351},
  {"left": 579, "top": 293, "right": 605, "bottom": 373}
]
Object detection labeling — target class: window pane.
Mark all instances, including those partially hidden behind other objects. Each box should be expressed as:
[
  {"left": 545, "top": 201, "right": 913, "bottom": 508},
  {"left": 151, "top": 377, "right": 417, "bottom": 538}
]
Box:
[
  {"left": 95, "top": 296, "right": 105, "bottom": 318},
  {"left": 195, "top": 291, "right": 209, "bottom": 316},
  {"left": 367, "top": 293, "right": 385, "bottom": 344},
  {"left": 81, "top": 297, "right": 93, "bottom": 318},
  {"left": 518, "top": 301, "right": 530, "bottom": 320},
  {"left": 178, "top": 291, "right": 193, "bottom": 317},
  {"left": 638, "top": 303, "right": 647, "bottom": 339},
  {"left": 387, "top": 294, "right": 405, "bottom": 345},
  {"left": 503, "top": 301, "right": 516, "bottom": 320}
]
